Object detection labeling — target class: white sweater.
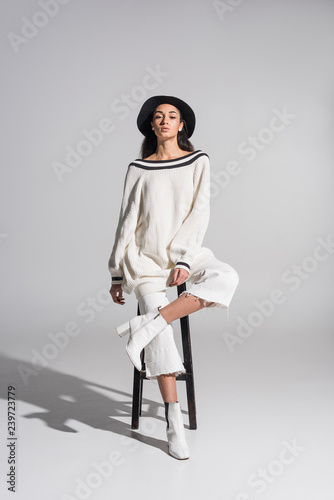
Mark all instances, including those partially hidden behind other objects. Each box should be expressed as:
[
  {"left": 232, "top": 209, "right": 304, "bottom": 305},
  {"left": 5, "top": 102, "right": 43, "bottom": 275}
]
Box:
[{"left": 108, "top": 150, "right": 213, "bottom": 298}]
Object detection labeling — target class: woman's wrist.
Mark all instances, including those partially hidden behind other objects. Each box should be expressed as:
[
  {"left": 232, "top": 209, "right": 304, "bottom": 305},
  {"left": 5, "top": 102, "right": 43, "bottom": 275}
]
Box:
[
  {"left": 111, "top": 276, "right": 123, "bottom": 285},
  {"left": 175, "top": 261, "right": 190, "bottom": 273}
]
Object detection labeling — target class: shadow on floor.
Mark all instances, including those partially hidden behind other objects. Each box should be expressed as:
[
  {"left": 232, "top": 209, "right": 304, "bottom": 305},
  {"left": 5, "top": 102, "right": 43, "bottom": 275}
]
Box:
[{"left": 0, "top": 351, "right": 169, "bottom": 455}]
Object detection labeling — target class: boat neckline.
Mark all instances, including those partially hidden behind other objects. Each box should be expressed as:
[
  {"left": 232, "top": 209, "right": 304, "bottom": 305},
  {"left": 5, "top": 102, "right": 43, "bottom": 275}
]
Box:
[{"left": 135, "top": 150, "right": 202, "bottom": 164}]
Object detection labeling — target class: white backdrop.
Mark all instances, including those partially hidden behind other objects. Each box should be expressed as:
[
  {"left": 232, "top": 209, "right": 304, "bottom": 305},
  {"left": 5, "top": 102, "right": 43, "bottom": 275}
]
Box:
[{"left": 1, "top": 1, "right": 334, "bottom": 499}]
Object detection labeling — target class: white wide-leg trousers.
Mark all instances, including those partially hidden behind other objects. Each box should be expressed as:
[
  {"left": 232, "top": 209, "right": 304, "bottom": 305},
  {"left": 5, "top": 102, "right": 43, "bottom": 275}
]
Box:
[{"left": 137, "top": 252, "right": 239, "bottom": 380}]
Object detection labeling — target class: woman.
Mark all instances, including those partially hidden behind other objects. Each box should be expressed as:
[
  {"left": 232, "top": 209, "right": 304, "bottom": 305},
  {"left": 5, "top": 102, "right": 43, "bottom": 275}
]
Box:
[{"left": 108, "top": 95, "right": 239, "bottom": 460}]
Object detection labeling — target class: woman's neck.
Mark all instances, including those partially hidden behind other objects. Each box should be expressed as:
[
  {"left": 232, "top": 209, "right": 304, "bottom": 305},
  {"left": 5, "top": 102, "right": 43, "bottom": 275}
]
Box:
[{"left": 152, "top": 140, "right": 187, "bottom": 161}]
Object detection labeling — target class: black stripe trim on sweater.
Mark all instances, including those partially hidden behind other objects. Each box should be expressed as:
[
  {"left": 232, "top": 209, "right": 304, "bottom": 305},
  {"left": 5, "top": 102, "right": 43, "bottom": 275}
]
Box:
[
  {"left": 137, "top": 150, "right": 201, "bottom": 164},
  {"left": 129, "top": 151, "right": 209, "bottom": 171},
  {"left": 176, "top": 261, "right": 190, "bottom": 270},
  {"left": 112, "top": 276, "right": 123, "bottom": 281}
]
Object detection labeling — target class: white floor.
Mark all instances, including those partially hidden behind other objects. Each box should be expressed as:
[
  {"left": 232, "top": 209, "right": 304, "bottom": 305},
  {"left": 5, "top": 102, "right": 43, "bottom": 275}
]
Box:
[{"left": 1, "top": 295, "right": 333, "bottom": 500}]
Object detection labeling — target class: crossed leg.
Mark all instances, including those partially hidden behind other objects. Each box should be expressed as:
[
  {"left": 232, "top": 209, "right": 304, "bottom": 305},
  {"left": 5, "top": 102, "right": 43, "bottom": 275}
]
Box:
[{"left": 159, "top": 292, "right": 213, "bottom": 323}]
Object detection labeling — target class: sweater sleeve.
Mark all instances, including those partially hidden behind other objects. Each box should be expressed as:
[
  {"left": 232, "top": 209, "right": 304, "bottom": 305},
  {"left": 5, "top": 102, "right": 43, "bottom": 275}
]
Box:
[
  {"left": 169, "top": 155, "right": 210, "bottom": 272},
  {"left": 108, "top": 165, "right": 141, "bottom": 284}
]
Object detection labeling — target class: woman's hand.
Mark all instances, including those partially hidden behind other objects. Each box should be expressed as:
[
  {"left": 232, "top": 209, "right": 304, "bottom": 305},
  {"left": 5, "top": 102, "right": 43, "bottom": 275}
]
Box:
[
  {"left": 109, "top": 284, "right": 125, "bottom": 305},
  {"left": 169, "top": 267, "right": 189, "bottom": 287}
]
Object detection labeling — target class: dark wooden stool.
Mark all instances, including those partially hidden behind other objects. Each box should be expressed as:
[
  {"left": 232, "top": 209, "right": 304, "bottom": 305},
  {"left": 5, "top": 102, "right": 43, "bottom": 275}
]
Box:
[{"left": 131, "top": 282, "right": 197, "bottom": 430}]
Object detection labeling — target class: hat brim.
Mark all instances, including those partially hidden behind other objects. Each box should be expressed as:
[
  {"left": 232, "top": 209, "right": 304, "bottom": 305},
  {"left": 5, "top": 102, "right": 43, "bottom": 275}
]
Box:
[{"left": 137, "top": 95, "right": 196, "bottom": 138}]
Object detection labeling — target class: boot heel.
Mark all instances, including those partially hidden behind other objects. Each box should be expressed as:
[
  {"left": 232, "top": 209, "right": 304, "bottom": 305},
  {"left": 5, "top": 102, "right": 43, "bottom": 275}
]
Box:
[{"left": 116, "top": 321, "right": 130, "bottom": 338}]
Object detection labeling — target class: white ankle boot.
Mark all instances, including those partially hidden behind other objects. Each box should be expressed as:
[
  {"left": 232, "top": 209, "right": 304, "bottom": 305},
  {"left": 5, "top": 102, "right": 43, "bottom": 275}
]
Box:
[
  {"left": 165, "top": 402, "right": 190, "bottom": 460},
  {"left": 116, "top": 307, "right": 169, "bottom": 372}
]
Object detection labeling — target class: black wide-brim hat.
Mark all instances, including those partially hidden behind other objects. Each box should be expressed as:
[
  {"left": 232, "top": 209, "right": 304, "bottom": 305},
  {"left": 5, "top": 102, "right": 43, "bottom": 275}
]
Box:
[{"left": 137, "top": 95, "right": 196, "bottom": 138}]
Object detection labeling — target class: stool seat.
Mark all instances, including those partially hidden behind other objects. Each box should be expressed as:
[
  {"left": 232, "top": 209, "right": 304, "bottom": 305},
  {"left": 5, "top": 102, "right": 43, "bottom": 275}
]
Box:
[{"left": 131, "top": 282, "right": 197, "bottom": 429}]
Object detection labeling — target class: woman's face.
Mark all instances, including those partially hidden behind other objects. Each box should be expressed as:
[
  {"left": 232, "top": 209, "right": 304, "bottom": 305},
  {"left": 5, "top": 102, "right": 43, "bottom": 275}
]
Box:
[{"left": 151, "top": 103, "right": 183, "bottom": 139}]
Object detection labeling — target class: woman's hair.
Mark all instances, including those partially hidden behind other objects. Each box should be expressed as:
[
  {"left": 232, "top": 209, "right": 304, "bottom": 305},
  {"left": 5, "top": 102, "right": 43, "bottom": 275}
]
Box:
[{"left": 139, "top": 109, "right": 194, "bottom": 159}]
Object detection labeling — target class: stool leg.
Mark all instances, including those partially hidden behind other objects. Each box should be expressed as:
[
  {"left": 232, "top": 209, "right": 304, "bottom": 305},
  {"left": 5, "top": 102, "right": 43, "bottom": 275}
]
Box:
[
  {"left": 139, "top": 350, "right": 145, "bottom": 416},
  {"left": 180, "top": 314, "right": 197, "bottom": 429},
  {"left": 178, "top": 283, "right": 197, "bottom": 430},
  {"left": 131, "top": 366, "right": 141, "bottom": 429},
  {"left": 131, "top": 303, "right": 143, "bottom": 429}
]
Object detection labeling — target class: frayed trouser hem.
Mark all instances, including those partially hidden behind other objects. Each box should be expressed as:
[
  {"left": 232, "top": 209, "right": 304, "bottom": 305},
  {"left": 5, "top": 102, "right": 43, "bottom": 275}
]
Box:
[
  {"left": 178, "top": 290, "right": 230, "bottom": 320},
  {"left": 145, "top": 367, "right": 186, "bottom": 380}
]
